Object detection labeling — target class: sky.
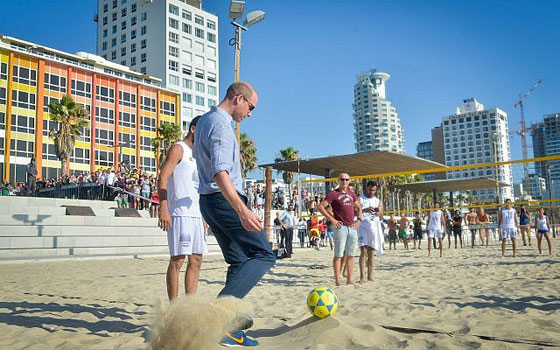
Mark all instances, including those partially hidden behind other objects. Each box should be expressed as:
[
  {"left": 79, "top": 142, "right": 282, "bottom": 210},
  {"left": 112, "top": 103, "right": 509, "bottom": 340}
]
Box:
[{"left": 1, "top": 0, "right": 559, "bottom": 175}]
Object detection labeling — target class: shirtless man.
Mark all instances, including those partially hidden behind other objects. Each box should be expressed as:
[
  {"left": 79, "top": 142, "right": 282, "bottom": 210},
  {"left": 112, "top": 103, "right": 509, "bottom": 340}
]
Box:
[
  {"left": 399, "top": 213, "right": 410, "bottom": 250},
  {"left": 387, "top": 214, "right": 398, "bottom": 250},
  {"left": 477, "top": 207, "right": 491, "bottom": 247},
  {"left": 465, "top": 208, "right": 478, "bottom": 248}
]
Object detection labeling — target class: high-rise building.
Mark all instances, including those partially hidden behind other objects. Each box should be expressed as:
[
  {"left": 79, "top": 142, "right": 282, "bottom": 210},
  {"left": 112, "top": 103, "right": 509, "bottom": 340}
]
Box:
[
  {"left": 0, "top": 35, "right": 179, "bottom": 182},
  {"left": 416, "top": 141, "right": 434, "bottom": 180},
  {"left": 525, "top": 174, "right": 547, "bottom": 200},
  {"left": 441, "top": 98, "right": 513, "bottom": 202},
  {"left": 95, "top": 0, "right": 219, "bottom": 132},
  {"left": 531, "top": 112, "right": 560, "bottom": 200},
  {"left": 353, "top": 69, "right": 404, "bottom": 153}
]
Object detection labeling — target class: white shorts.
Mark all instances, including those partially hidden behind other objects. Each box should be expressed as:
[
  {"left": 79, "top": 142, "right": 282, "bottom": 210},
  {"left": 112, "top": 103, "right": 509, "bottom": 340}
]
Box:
[
  {"left": 501, "top": 228, "right": 517, "bottom": 239},
  {"left": 167, "top": 216, "right": 208, "bottom": 256},
  {"left": 428, "top": 228, "right": 443, "bottom": 239}
]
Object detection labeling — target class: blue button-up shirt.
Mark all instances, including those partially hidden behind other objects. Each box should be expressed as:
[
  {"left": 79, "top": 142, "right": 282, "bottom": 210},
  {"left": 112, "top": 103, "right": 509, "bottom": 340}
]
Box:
[{"left": 193, "top": 106, "right": 244, "bottom": 195}]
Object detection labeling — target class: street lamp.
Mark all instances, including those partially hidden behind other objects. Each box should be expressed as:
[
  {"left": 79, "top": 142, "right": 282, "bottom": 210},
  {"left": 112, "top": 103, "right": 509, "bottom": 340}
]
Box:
[
  {"left": 229, "top": 0, "right": 266, "bottom": 144},
  {"left": 491, "top": 132, "right": 500, "bottom": 204}
]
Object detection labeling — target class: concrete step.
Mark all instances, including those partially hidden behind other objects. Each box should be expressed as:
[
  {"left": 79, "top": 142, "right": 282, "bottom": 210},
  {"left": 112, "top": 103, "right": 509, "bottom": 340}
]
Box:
[
  {"left": 0, "top": 196, "right": 118, "bottom": 210},
  {"left": 0, "top": 235, "right": 169, "bottom": 249},
  {"left": 0, "top": 215, "right": 158, "bottom": 226},
  {"left": 0, "top": 225, "right": 165, "bottom": 237}
]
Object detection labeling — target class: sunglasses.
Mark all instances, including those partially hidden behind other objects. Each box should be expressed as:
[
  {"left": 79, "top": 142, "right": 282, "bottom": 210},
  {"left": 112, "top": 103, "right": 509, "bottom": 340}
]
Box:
[
  {"left": 240, "top": 95, "right": 255, "bottom": 111},
  {"left": 339, "top": 178, "right": 350, "bottom": 182}
]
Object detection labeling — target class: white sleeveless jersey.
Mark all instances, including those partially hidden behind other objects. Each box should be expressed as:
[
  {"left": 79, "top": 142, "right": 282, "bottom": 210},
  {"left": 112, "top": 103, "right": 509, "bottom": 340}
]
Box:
[
  {"left": 167, "top": 142, "right": 201, "bottom": 217},
  {"left": 428, "top": 210, "right": 443, "bottom": 230},
  {"left": 501, "top": 208, "right": 516, "bottom": 229},
  {"left": 537, "top": 215, "right": 548, "bottom": 231},
  {"left": 360, "top": 194, "right": 379, "bottom": 221}
]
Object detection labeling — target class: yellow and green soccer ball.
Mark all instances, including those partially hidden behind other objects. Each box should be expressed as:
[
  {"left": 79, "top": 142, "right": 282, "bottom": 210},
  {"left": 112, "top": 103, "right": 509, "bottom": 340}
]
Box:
[{"left": 307, "top": 286, "right": 338, "bottom": 319}]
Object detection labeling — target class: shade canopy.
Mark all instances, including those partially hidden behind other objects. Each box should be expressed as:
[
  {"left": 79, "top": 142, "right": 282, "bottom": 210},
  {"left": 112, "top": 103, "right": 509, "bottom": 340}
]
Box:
[
  {"left": 260, "top": 151, "right": 447, "bottom": 177},
  {"left": 393, "top": 178, "right": 510, "bottom": 193}
]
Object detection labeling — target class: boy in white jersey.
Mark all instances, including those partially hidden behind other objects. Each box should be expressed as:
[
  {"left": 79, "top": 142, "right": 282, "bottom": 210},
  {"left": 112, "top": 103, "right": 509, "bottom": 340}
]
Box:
[
  {"left": 158, "top": 116, "right": 208, "bottom": 299},
  {"left": 426, "top": 202, "right": 446, "bottom": 257},
  {"left": 498, "top": 198, "right": 519, "bottom": 258},
  {"left": 357, "top": 181, "right": 384, "bottom": 283}
]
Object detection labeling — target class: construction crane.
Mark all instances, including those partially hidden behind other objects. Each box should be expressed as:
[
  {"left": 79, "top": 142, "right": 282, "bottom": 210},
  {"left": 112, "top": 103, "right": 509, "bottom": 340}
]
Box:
[{"left": 514, "top": 79, "right": 543, "bottom": 198}]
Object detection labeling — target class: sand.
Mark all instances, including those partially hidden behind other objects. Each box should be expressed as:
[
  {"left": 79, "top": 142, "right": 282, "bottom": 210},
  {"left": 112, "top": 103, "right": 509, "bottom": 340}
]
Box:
[{"left": 0, "top": 238, "right": 559, "bottom": 350}]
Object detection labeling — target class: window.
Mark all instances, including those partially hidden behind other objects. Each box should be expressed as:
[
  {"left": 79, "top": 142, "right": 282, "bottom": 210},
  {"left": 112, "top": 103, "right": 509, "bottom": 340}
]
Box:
[
  {"left": 169, "top": 32, "right": 179, "bottom": 43},
  {"left": 195, "top": 96, "right": 204, "bottom": 106},
  {"left": 207, "top": 85, "right": 216, "bottom": 96},
  {"left": 182, "top": 65, "right": 192, "bottom": 75},
  {"left": 182, "top": 78, "right": 192, "bottom": 89},
  {"left": 121, "top": 47, "right": 126, "bottom": 56},
  {"left": 0, "top": 87, "right": 6, "bottom": 105},
  {"left": 130, "top": 57, "right": 136, "bottom": 66},
  {"left": 131, "top": 29, "right": 136, "bottom": 39},
  {"left": 169, "top": 4, "right": 179, "bottom": 15},
  {"left": 207, "top": 33, "right": 216, "bottom": 43},
  {"left": 207, "top": 72, "right": 216, "bottom": 82},
  {"left": 103, "top": 3, "right": 108, "bottom": 12},
  {"left": 182, "top": 92, "right": 192, "bottom": 103},
  {"left": 71, "top": 79, "right": 92, "bottom": 98},
  {"left": 119, "top": 91, "right": 136, "bottom": 107},
  {"left": 0, "top": 62, "right": 6, "bottom": 79},
  {"left": 121, "top": 34, "right": 126, "bottom": 43},
  {"left": 131, "top": 43, "right": 136, "bottom": 52},
  {"left": 207, "top": 20, "right": 216, "bottom": 30},
  {"left": 195, "top": 69, "right": 204, "bottom": 79},
  {"left": 111, "top": 51, "right": 117, "bottom": 60},
  {"left": 160, "top": 100, "right": 175, "bottom": 116},
  {"left": 195, "top": 28, "right": 204, "bottom": 39},
  {"left": 141, "top": 53, "right": 146, "bottom": 62},
  {"left": 111, "top": 38, "right": 117, "bottom": 47},
  {"left": 141, "top": 39, "right": 146, "bottom": 49},
  {"left": 10, "top": 114, "right": 35, "bottom": 133},
  {"left": 103, "top": 29, "right": 108, "bottom": 38},
  {"left": 141, "top": 26, "right": 147, "bottom": 35},
  {"left": 169, "top": 18, "right": 179, "bottom": 29},
  {"left": 121, "top": 8, "right": 127, "bottom": 17},
  {"left": 195, "top": 15, "right": 203, "bottom": 25},
  {"left": 70, "top": 147, "right": 91, "bottom": 164},
  {"left": 182, "top": 23, "right": 191, "bottom": 34},
  {"left": 96, "top": 85, "right": 115, "bottom": 103},
  {"left": 12, "top": 66, "right": 37, "bottom": 86},
  {"left": 131, "top": 16, "right": 136, "bottom": 26},
  {"left": 95, "top": 107, "right": 114, "bottom": 124},
  {"left": 169, "top": 46, "right": 179, "bottom": 57},
  {"left": 140, "top": 116, "right": 156, "bottom": 132},
  {"left": 119, "top": 111, "right": 136, "bottom": 128},
  {"left": 103, "top": 16, "right": 108, "bottom": 25},
  {"left": 195, "top": 82, "right": 204, "bottom": 93},
  {"left": 208, "top": 99, "right": 216, "bottom": 107},
  {"left": 169, "top": 60, "right": 179, "bottom": 72},
  {"left": 10, "top": 138, "right": 34, "bottom": 158},
  {"left": 140, "top": 67, "right": 146, "bottom": 74},
  {"left": 140, "top": 12, "right": 146, "bottom": 21},
  {"left": 112, "top": 12, "right": 117, "bottom": 21},
  {"left": 131, "top": 3, "right": 136, "bottom": 12},
  {"left": 168, "top": 74, "right": 179, "bottom": 86},
  {"left": 140, "top": 156, "right": 156, "bottom": 172},
  {"left": 140, "top": 136, "right": 153, "bottom": 151},
  {"left": 112, "top": 0, "right": 117, "bottom": 8},
  {"left": 112, "top": 25, "right": 117, "bottom": 34},
  {"left": 182, "top": 10, "right": 191, "bottom": 20},
  {"left": 121, "top": 20, "right": 127, "bottom": 30},
  {"left": 44, "top": 73, "right": 67, "bottom": 93},
  {"left": 95, "top": 149, "right": 114, "bottom": 167},
  {"left": 140, "top": 96, "right": 156, "bottom": 112},
  {"left": 102, "top": 42, "right": 107, "bottom": 50}
]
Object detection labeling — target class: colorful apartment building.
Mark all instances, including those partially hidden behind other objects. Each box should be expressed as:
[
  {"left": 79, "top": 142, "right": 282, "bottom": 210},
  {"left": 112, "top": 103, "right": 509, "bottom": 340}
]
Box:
[{"left": 0, "top": 35, "right": 179, "bottom": 183}]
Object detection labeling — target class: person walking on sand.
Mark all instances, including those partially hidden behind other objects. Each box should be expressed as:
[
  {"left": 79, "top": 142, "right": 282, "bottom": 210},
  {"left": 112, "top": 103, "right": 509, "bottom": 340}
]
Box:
[
  {"left": 318, "top": 173, "right": 362, "bottom": 286},
  {"left": 477, "top": 208, "right": 491, "bottom": 247},
  {"left": 387, "top": 214, "right": 398, "bottom": 250},
  {"left": 519, "top": 205, "right": 532, "bottom": 246},
  {"left": 158, "top": 116, "right": 207, "bottom": 299},
  {"left": 452, "top": 209, "right": 463, "bottom": 248},
  {"left": 498, "top": 199, "right": 519, "bottom": 258},
  {"left": 426, "top": 202, "right": 446, "bottom": 257},
  {"left": 412, "top": 212, "right": 424, "bottom": 249},
  {"left": 357, "top": 181, "right": 384, "bottom": 283},
  {"left": 465, "top": 208, "right": 478, "bottom": 247},
  {"left": 399, "top": 213, "right": 410, "bottom": 250},
  {"left": 535, "top": 207, "right": 553, "bottom": 255},
  {"left": 194, "top": 82, "right": 276, "bottom": 348}
]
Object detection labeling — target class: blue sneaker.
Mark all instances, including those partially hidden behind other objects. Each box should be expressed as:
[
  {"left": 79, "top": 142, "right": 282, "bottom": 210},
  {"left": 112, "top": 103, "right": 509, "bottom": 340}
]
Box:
[{"left": 220, "top": 331, "right": 259, "bottom": 347}]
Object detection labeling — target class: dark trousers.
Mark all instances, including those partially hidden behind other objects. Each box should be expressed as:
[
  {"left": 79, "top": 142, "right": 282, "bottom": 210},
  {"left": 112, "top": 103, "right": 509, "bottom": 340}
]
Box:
[
  {"left": 284, "top": 227, "right": 294, "bottom": 256},
  {"left": 200, "top": 192, "right": 276, "bottom": 299},
  {"left": 280, "top": 228, "right": 287, "bottom": 248},
  {"left": 298, "top": 229, "right": 306, "bottom": 247}
]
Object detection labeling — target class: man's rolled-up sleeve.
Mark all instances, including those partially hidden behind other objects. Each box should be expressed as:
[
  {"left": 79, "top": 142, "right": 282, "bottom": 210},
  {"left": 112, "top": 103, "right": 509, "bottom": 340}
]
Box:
[{"left": 209, "top": 124, "right": 234, "bottom": 178}]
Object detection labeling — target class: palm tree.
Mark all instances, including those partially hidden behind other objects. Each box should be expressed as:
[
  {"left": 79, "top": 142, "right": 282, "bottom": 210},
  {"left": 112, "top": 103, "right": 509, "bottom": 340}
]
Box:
[
  {"left": 48, "top": 95, "right": 89, "bottom": 177},
  {"left": 240, "top": 132, "right": 258, "bottom": 178},
  {"left": 152, "top": 123, "right": 181, "bottom": 167},
  {"left": 274, "top": 147, "right": 300, "bottom": 189}
]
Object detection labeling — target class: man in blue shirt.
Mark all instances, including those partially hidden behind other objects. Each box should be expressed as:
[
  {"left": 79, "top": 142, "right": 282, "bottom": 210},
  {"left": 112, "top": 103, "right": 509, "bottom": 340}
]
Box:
[
  {"left": 194, "top": 82, "right": 275, "bottom": 347},
  {"left": 279, "top": 204, "right": 296, "bottom": 258}
]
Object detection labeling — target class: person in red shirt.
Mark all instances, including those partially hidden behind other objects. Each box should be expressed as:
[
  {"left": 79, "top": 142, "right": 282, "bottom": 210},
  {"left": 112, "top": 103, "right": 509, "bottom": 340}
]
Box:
[{"left": 318, "top": 173, "right": 362, "bottom": 285}]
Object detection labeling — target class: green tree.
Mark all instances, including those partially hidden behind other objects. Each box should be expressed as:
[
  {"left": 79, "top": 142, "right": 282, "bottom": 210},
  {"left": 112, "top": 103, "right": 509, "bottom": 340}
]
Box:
[
  {"left": 152, "top": 123, "right": 182, "bottom": 168},
  {"left": 240, "top": 132, "right": 258, "bottom": 178},
  {"left": 47, "top": 95, "right": 89, "bottom": 177},
  {"left": 274, "top": 147, "right": 300, "bottom": 188}
]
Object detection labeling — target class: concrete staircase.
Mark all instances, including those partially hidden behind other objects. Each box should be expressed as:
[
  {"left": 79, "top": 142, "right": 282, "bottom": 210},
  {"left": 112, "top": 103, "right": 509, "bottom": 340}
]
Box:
[{"left": 0, "top": 196, "right": 219, "bottom": 261}]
